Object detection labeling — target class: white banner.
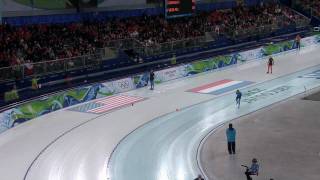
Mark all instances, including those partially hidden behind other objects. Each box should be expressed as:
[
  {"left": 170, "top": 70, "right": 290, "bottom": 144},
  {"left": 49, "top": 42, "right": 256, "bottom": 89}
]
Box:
[
  {"left": 238, "top": 47, "right": 264, "bottom": 61},
  {"left": 155, "top": 67, "right": 185, "bottom": 83},
  {"left": 103, "top": 77, "right": 135, "bottom": 94}
]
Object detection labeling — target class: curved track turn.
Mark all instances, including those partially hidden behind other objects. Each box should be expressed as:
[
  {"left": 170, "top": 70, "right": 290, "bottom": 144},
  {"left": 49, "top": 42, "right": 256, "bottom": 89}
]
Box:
[{"left": 108, "top": 65, "right": 320, "bottom": 180}]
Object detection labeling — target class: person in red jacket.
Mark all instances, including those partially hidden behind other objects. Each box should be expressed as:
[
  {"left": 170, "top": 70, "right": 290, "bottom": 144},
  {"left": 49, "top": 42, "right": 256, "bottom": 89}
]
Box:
[{"left": 267, "top": 56, "right": 274, "bottom": 74}]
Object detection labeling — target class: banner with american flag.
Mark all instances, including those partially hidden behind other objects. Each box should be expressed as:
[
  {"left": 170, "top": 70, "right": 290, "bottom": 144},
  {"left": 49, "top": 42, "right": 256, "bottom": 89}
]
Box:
[{"left": 70, "top": 95, "right": 145, "bottom": 114}]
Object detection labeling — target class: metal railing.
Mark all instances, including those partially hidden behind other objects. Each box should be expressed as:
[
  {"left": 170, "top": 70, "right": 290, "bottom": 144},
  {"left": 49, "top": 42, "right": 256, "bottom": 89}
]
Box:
[
  {"left": 104, "top": 38, "right": 143, "bottom": 50},
  {"left": 295, "top": 18, "right": 311, "bottom": 28},
  {"left": 227, "top": 20, "right": 309, "bottom": 40},
  {"left": 135, "top": 36, "right": 208, "bottom": 56},
  {"left": 0, "top": 53, "right": 102, "bottom": 81},
  {"left": 227, "top": 25, "right": 278, "bottom": 39}
]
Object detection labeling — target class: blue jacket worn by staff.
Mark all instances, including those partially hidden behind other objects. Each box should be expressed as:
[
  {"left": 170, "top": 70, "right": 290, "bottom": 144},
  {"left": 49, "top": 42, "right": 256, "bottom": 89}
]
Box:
[
  {"left": 226, "top": 127, "right": 236, "bottom": 142},
  {"left": 248, "top": 158, "right": 259, "bottom": 175},
  {"left": 249, "top": 163, "right": 259, "bottom": 175}
]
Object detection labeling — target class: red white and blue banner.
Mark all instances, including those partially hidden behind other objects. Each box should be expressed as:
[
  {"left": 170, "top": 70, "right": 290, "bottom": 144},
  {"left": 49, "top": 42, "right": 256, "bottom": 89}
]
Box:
[
  {"left": 188, "top": 79, "right": 253, "bottom": 95},
  {"left": 70, "top": 95, "right": 145, "bottom": 114}
]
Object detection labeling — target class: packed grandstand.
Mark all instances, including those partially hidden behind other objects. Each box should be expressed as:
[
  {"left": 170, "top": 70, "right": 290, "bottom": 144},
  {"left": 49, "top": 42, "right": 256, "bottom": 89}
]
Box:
[
  {"left": 293, "top": 0, "right": 320, "bottom": 17},
  {"left": 0, "top": 2, "right": 309, "bottom": 68}
]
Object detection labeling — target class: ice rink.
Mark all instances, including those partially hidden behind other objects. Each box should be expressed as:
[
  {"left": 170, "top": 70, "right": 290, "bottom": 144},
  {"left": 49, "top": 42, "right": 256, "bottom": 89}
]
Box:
[
  {"left": 200, "top": 88, "right": 320, "bottom": 180},
  {"left": 0, "top": 45, "right": 320, "bottom": 180}
]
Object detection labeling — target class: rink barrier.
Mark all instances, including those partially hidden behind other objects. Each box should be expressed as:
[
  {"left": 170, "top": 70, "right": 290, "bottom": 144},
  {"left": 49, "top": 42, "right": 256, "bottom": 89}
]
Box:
[{"left": 1, "top": 35, "right": 320, "bottom": 133}]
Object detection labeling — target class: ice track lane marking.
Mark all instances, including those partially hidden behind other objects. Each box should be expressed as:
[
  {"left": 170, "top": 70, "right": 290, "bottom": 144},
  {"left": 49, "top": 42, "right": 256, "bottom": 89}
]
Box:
[
  {"left": 108, "top": 65, "right": 320, "bottom": 180},
  {"left": 22, "top": 96, "right": 146, "bottom": 180}
]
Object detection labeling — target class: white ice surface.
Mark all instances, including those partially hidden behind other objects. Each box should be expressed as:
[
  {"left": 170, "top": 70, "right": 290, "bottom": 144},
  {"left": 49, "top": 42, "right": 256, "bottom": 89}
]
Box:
[{"left": 0, "top": 47, "right": 320, "bottom": 180}]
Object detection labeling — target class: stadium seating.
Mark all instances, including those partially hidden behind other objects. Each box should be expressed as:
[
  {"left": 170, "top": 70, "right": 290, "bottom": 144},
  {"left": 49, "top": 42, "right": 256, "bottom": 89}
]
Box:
[
  {"left": 0, "top": 2, "right": 309, "bottom": 70},
  {"left": 294, "top": 0, "right": 320, "bottom": 18}
]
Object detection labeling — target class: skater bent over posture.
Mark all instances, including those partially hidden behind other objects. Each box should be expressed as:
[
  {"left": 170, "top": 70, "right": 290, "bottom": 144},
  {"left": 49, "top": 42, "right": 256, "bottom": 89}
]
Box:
[
  {"left": 244, "top": 158, "right": 259, "bottom": 180},
  {"left": 236, "top": 89, "right": 242, "bottom": 108},
  {"left": 226, "top": 123, "right": 236, "bottom": 154},
  {"left": 267, "top": 57, "right": 274, "bottom": 74}
]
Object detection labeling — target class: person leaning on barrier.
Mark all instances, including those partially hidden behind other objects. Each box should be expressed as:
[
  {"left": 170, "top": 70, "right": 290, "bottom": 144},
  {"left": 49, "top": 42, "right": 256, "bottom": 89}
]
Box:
[
  {"left": 149, "top": 69, "right": 155, "bottom": 90},
  {"left": 4, "top": 85, "right": 19, "bottom": 103},
  {"left": 31, "top": 76, "right": 39, "bottom": 90},
  {"left": 295, "top": 34, "right": 301, "bottom": 50},
  {"left": 171, "top": 54, "right": 177, "bottom": 65}
]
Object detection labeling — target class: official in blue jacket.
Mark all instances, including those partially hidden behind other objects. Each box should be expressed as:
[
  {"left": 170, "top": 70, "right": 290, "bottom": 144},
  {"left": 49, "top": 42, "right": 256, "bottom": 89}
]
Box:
[{"left": 226, "top": 123, "right": 236, "bottom": 154}]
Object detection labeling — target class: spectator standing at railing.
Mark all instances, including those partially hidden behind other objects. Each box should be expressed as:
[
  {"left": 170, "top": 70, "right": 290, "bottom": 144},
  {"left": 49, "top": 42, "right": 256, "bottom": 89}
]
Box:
[
  {"left": 4, "top": 85, "right": 19, "bottom": 103},
  {"left": 149, "top": 70, "right": 155, "bottom": 90},
  {"left": 214, "top": 25, "right": 220, "bottom": 35},
  {"left": 295, "top": 34, "right": 301, "bottom": 50},
  {"left": 31, "top": 76, "right": 39, "bottom": 91},
  {"left": 12, "top": 62, "right": 22, "bottom": 80},
  {"left": 171, "top": 54, "right": 177, "bottom": 65},
  {"left": 24, "top": 60, "right": 34, "bottom": 76}
]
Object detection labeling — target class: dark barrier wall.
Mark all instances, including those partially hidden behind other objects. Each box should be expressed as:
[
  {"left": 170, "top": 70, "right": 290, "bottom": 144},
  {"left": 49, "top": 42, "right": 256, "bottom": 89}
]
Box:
[
  {"left": 2, "top": 8, "right": 163, "bottom": 25},
  {"left": 197, "top": 1, "right": 237, "bottom": 11},
  {"left": 0, "top": 0, "right": 2, "bottom": 24},
  {"left": 244, "top": 0, "right": 277, "bottom": 6},
  {"left": 279, "top": 0, "right": 292, "bottom": 6}
]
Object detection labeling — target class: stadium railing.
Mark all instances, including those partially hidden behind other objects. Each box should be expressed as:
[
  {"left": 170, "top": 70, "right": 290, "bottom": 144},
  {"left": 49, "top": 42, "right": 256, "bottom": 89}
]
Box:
[
  {"left": 103, "top": 38, "right": 143, "bottom": 50},
  {"left": 0, "top": 53, "right": 102, "bottom": 81},
  {"left": 135, "top": 23, "right": 309, "bottom": 56},
  {"left": 292, "top": 1, "right": 320, "bottom": 20},
  {"left": 136, "top": 36, "right": 208, "bottom": 57},
  {"left": 228, "top": 18, "right": 310, "bottom": 40}
]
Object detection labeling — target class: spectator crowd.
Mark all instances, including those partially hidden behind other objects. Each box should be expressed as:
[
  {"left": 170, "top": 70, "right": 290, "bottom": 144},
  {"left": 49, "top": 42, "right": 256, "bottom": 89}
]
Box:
[
  {"left": 0, "top": 2, "right": 309, "bottom": 69},
  {"left": 294, "top": 0, "right": 320, "bottom": 17},
  {"left": 206, "top": 3, "right": 307, "bottom": 36}
]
